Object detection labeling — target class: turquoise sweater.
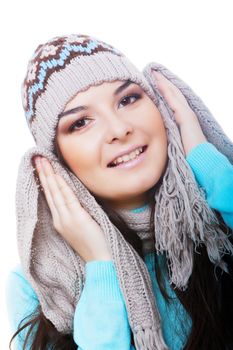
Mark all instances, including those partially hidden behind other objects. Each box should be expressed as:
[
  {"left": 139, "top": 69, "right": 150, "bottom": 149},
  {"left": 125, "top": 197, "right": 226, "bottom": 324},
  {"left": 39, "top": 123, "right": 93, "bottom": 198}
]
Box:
[{"left": 5, "top": 142, "right": 233, "bottom": 349}]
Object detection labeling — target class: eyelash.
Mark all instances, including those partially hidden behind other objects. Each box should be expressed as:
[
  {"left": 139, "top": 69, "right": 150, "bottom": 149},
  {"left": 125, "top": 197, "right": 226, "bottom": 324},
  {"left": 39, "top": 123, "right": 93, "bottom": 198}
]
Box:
[{"left": 68, "top": 93, "right": 142, "bottom": 133}]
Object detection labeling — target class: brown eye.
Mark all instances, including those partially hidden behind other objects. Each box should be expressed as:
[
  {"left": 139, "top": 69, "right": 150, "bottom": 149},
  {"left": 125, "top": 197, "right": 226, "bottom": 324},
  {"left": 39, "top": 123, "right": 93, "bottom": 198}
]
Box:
[
  {"left": 69, "top": 117, "right": 91, "bottom": 132},
  {"left": 67, "top": 92, "right": 142, "bottom": 133},
  {"left": 119, "top": 93, "right": 141, "bottom": 108}
]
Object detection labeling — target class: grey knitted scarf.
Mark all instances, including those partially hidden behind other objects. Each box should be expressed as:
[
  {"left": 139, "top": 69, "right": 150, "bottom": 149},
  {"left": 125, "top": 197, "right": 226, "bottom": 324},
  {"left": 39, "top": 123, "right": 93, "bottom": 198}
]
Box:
[
  {"left": 117, "top": 204, "right": 156, "bottom": 256},
  {"left": 16, "top": 34, "right": 233, "bottom": 349}
]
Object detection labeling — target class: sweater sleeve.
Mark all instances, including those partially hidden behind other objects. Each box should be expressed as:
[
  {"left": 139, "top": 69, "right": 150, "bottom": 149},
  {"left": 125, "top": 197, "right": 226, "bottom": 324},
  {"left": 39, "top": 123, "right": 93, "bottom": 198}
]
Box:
[
  {"left": 74, "top": 260, "right": 135, "bottom": 350},
  {"left": 185, "top": 141, "right": 233, "bottom": 229},
  {"left": 5, "top": 265, "right": 41, "bottom": 350},
  {"left": 5, "top": 263, "right": 135, "bottom": 350}
]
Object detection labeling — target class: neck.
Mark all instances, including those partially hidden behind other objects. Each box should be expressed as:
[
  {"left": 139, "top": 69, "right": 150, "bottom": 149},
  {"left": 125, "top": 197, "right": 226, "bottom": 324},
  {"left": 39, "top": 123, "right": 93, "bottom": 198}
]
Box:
[
  {"left": 129, "top": 203, "right": 150, "bottom": 213},
  {"left": 111, "top": 201, "right": 149, "bottom": 211},
  {"left": 115, "top": 202, "right": 151, "bottom": 225},
  {"left": 105, "top": 189, "right": 153, "bottom": 211},
  {"left": 114, "top": 201, "right": 155, "bottom": 255}
]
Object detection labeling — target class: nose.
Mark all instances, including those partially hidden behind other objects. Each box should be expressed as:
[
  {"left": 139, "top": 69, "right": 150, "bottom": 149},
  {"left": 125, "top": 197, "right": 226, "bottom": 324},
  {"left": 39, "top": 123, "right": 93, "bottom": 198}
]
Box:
[{"left": 105, "top": 112, "right": 134, "bottom": 143}]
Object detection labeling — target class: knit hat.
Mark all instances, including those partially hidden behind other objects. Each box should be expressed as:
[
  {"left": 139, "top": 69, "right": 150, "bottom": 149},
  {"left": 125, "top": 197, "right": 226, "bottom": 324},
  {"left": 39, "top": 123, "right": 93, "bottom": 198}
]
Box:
[
  {"left": 22, "top": 34, "right": 159, "bottom": 151},
  {"left": 16, "top": 33, "right": 233, "bottom": 349}
]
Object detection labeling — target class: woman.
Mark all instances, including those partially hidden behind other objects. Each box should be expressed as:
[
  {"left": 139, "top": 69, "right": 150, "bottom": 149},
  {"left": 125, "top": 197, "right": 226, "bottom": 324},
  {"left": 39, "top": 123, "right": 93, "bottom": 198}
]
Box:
[{"left": 6, "top": 33, "right": 233, "bottom": 349}]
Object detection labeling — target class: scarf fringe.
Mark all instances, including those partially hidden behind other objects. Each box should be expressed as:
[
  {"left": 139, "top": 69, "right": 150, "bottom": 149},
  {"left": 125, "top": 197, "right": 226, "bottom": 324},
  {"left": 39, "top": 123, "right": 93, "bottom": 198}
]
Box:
[
  {"left": 152, "top": 101, "right": 233, "bottom": 291},
  {"left": 133, "top": 326, "right": 169, "bottom": 350}
]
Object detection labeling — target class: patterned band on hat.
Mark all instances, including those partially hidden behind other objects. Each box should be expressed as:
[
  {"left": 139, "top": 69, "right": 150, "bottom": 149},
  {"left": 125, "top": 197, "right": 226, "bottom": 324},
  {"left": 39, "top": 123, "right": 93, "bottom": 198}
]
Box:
[
  {"left": 21, "top": 34, "right": 157, "bottom": 151},
  {"left": 22, "top": 34, "right": 124, "bottom": 125}
]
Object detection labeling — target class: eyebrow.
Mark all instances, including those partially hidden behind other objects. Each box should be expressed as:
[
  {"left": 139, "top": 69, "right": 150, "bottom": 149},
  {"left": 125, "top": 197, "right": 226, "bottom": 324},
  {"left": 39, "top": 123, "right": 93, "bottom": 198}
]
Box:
[{"left": 58, "top": 80, "right": 134, "bottom": 119}]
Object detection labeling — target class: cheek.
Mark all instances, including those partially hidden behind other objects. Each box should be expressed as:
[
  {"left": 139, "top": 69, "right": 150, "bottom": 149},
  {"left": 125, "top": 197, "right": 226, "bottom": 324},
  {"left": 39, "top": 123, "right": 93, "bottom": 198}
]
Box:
[
  {"left": 58, "top": 136, "right": 100, "bottom": 174},
  {"left": 140, "top": 104, "right": 167, "bottom": 140},
  {"left": 144, "top": 106, "right": 168, "bottom": 162}
]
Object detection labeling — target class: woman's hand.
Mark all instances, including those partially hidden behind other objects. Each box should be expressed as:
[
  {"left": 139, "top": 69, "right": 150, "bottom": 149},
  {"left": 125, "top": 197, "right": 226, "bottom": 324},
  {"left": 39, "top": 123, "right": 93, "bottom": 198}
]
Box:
[
  {"left": 33, "top": 156, "right": 112, "bottom": 263},
  {"left": 152, "top": 70, "right": 196, "bottom": 126},
  {"left": 152, "top": 70, "right": 207, "bottom": 156}
]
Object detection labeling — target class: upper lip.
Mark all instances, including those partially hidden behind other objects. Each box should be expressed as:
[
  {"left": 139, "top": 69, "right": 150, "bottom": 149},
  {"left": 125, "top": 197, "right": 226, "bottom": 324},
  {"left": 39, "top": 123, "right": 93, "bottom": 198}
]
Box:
[{"left": 107, "top": 144, "right": 146, "bottom": 166}]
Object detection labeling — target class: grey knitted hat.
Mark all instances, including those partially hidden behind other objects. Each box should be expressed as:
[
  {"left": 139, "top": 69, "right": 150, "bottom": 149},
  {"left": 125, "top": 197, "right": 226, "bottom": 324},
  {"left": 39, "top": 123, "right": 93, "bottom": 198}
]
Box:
[{"left": 16, "top": 33, "right": 233, "bottom": 349}]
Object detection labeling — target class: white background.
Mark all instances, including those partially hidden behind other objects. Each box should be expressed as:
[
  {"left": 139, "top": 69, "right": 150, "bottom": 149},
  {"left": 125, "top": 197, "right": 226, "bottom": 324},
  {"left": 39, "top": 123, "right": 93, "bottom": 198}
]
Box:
[{"left": 1, "top": 0, "right": 232, "bottom": 348}]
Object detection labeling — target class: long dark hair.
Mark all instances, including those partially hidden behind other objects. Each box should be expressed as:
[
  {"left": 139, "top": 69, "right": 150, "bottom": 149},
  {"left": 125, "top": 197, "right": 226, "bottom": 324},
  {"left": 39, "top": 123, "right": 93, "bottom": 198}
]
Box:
[{"left": 9, "top": 139, "right": 233, "bottom": 350}]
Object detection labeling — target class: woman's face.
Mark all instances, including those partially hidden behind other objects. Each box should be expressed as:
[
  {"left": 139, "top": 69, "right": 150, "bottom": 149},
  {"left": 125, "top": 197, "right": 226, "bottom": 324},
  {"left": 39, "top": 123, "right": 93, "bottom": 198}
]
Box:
[{"left": 56, "top": 79, "right": 168, "bottom": 210}]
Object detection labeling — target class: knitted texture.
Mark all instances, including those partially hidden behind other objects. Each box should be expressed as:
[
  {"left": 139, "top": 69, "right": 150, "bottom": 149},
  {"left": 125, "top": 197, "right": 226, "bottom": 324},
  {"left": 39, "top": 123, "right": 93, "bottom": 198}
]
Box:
[
  {"left": 21, "top": 34, "right": 158, "bottom": 151},
  {"left": 16, "top": 33, "right": 233, "bottom": 350},
  {"left": 117, "top": 203, "right": 156, "bottom": 255}
]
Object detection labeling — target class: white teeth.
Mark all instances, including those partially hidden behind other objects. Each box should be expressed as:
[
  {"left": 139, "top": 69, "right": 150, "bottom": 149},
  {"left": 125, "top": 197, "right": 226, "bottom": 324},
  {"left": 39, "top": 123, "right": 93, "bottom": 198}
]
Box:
[{"left": 112, "top": 147, "right": 143, "bottom": 166}]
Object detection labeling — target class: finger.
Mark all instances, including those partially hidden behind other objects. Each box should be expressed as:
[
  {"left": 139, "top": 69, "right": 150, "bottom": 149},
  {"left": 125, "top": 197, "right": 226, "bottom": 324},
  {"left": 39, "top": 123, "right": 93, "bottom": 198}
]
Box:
[
  {"left": 153, "top": 71, "right": 177, "bottom": 90},
  {"left": 153, "top": 71, "right": 169, "bottom": 82},
  {"left": 153, "top": 71, "right": 188, "bottom": 107},
  {"left": 37, "top": 165, "right": 60, "bottom": 222},
  {"left": 153, "top": 71, "right": 164, "bottom": 79},
  {"left": 55, "top": 174, "right": 82, "bottom": 212},
  {"left": 41, "top": 159, "right": 78, "bottom": 218}
]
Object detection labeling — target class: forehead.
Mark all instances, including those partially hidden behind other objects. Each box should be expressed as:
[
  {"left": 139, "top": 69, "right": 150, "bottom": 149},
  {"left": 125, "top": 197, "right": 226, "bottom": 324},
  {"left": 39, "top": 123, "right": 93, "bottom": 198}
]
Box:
[
  {"left": 55, "top": 79, "right": 138, "bottom": 135},
  {"left": 64, "top": 79, "right": 137, "bottom": 110}
]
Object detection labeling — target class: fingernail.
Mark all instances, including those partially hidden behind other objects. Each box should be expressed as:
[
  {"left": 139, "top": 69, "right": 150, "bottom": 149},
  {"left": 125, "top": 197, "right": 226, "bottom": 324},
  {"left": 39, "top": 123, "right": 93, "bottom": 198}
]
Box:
[
  {"left": 33, "top": 157, "right": 42, "bottom": 171},
  {"left": 41, "top": 158, "right": 49, "bottom": 168},
  {"left": 153, "top": 71, "right": 160, "bottom": 78}
]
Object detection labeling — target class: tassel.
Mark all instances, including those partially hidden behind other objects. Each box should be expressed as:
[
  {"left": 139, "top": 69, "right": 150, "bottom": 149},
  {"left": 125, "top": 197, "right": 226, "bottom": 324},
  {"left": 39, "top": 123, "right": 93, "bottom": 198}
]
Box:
[{"left": 133, "top": 325, "right": 169, "bottom": 350}]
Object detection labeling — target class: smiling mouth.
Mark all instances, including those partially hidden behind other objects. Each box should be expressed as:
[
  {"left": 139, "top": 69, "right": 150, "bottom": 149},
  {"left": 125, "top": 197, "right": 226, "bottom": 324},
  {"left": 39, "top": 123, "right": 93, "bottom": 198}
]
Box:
[{"left": 107, "top": 145, "right": 148, "bottom": 168}]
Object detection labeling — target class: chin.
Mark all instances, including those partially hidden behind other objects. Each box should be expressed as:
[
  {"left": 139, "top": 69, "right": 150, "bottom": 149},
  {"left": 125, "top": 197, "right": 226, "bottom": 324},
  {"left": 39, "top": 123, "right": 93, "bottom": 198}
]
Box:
[{"left": 115, "top": 183, "right": 154, "bottom": 201}]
